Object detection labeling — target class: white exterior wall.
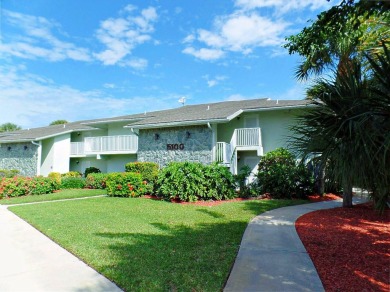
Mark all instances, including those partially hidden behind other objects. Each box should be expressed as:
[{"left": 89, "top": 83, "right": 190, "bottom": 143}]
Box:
[{"left": 40, "top": 134, "right": 71, "bottom": 175}]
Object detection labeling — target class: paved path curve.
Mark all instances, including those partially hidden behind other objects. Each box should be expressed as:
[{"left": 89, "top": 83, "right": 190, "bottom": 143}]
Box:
[
  {"left": 224, "top": 196, "right": 368, "bottom": 292},
  {"left": 0, "top": 204, "right": 122, "bottom": 292}
]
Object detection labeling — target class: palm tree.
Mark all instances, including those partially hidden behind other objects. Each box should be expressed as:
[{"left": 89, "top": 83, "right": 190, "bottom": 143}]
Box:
[
  {"left": 0, "top": 123, "right": 22, "bottom": 132},
  {"left": 291, "top": 45, "right": 390, "bottom": 210}
]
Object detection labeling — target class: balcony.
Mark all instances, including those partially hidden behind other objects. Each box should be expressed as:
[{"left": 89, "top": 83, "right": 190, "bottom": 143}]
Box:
[
  {"left": 215, "top": 128, "right": 263, "bottom": 171},
  {"left": 70, "top": 135, "right": 138, "bottom": 156}
]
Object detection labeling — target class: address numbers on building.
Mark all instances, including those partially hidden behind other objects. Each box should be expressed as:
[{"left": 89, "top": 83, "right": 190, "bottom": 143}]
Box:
[{"left": 167, "top": 143, "right": 185, "bottom": 150}]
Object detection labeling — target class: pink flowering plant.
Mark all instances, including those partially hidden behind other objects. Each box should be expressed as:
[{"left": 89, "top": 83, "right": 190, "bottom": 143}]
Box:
[
  {"left": 0, "top": 176, "right": 59, "bottom": 199},
  {"left": 106, "top": 172, "right": 145, "bottom": 197}
]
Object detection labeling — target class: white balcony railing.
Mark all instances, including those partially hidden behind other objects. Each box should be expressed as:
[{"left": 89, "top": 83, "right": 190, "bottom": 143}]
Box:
[
  {"left": 70, "top": 142, "right": 84, "bottom": 156},
  {"left": 235, "top": 128, "right": 262, "bottom": 147},
  {"left": 215, "top": 142, "right": 232, "bottom": 165},
  {"left": 215, "top": 127, "right": 262, "bottom": 174},
  {"left": 70, "top": 135, "right": 138, "bottom": 156}
]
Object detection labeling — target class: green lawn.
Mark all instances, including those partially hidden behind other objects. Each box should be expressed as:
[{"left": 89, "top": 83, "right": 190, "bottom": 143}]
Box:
[
  {"left": 10, "top": 196, "right": 306, "bottom": 291},
  {"left": 0, "top": 189, "right": 105, "bottom": 205}
]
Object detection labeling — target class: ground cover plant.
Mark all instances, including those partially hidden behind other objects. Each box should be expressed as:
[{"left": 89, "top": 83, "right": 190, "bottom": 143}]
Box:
[
  {"left": 9, "top": 197, "right": 306, "bottom": 291},
  {"left": 0, "top": 189, "right": 104, "bottom": 205},
  {"left": 296, "top": 203, "right": 390, "bottom": 291}
]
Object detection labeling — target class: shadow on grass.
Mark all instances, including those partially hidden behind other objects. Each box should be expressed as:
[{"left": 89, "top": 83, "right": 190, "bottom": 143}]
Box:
[
  {"left": 95, "top": 221, "right": 248, "bottom": 291},
  {"left": 196, "top": 208, "right": 225, "bottom": 218}
]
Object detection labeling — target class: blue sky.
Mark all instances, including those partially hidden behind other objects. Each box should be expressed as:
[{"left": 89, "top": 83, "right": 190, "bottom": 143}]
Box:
[{"left": 0, "top": 0, "right": 337, "bottom": 128}]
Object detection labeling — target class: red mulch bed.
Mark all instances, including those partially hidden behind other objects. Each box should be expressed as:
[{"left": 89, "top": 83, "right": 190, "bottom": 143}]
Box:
[
  {"left": 307, "top": 193, "right": 341, "bottom": 202},
  {"left": 296, "top": 202, "right": 390, "bottom": 292}
]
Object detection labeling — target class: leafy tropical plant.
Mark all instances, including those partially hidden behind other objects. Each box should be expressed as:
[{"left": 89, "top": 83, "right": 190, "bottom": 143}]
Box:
[
  {"left": 0, "top": 123, "right": 21, "bottom": 132},
  {"left": 290, "top": 46, "right": 390, "bottom": 210},
  {"left": 257, "top": 148, "right": 314, "bottom": 199}
]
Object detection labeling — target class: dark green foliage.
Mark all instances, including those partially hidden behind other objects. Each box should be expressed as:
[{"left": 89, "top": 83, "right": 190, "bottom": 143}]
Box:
[
  {"left": 106, "top": 172, "right": 144, "bottom": 197},
  {"left": 84, "top": 167, "right": 101, "bottom": 178},
  {"left": 60, "top": 177, "right": 86, "bottom": 189},
  {"left": 0, "top": 123, "right": 21, "bottom": 132},
  {"left": 49, "top": 120, "right": 68, "bottom": 125},
  {"left": 86, "top": 173, "right": 108, "bottom": 189},
  {"left": 234, "top": 166, "right": 259, "bottom": 199},
  {"left": 203, "top": 163, "right": 236, "bottom": 200},
  {"left": 257, "top": 148, "right": 314, "bottom": 199},
  {"left": 290, "top": 46, "right": 390, "bottom": 210},
  {"left": 157, "top": 162, "right": 205, "bottom": 202},
  {"left": 156, "top": 162, "right": 237, "bottom": 202},
  {"left": 0, "top": 169, "right": 20, "bottom": 178},
  {"left": 125, "top": 162, "right": 159, "bottom": 194}
]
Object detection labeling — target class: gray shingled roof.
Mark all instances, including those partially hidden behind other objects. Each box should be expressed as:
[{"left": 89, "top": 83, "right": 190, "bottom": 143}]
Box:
[
  {"left": 0, "top": 98, "right": 310, "bottom": 142},
  {"left": 0, "top": 122, "right": 96, "bottom": 143},
  {"left": 122, "top": 98, "right": 310, "bottom": 128}
]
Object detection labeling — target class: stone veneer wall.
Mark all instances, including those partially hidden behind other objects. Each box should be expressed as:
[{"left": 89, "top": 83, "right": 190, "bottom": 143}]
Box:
[
  {"left": 0, "top": 143, "right": 38, "bottom": 176},
  {"left": 138, "top": 125, "right": 213, "bottom": 167}
]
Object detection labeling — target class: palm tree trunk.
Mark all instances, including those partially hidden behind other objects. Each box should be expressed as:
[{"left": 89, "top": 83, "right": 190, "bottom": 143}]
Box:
[{"left": 342, "top": 180, "right": 353, "bottom": 208}]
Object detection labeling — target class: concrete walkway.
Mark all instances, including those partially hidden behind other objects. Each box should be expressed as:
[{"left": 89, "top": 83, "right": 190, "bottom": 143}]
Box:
[
  {"left": 0, "top": 204, "right": 122, "bottom": 292},
  {"left": 224, "top": 196, "right": 369, "bottom": 292}
]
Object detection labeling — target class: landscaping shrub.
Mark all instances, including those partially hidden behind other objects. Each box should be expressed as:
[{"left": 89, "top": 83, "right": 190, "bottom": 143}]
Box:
[
  {"left": 157, "top": 162, "right": 206, "bottom": 202},
  {"left": 257, "top": 148, "right": 314, "bottom": 199},
  {"left": 156, "top": 162, "right": 237, "bottom": 202},
  {"left": 125, "top": 162, "right": 159, "bottom": 194},
  {"left": 86, "top": 173, "right": 108, "bottom": 189},
  {"left": 0, "top": 177, "right": 28, "bottom": 198},
  {"left": 48, "top": 172, "right": 61, "bottom": 185},
  {"left": 234, "top": 166, "right": 260, "bottom": 198},
  {"left": 84, "top": 167, "right": 101, "bottom": 178},
  {"left": 0, "top": 176, "right": 59, "bottom": 198},
  {"left": 0, "top": 169, "right": 20, "bottom": 178},
  {"left": 106, "top": 172, "right": 144, "bottom": 197},
  {"left": 29, "top": 177, "right": 60, "bottom": 195},
  {"left": 62, "top": 171, "right": 82, "bottom": 178},
  {"left": 60, "top": 177, "right": 86, "bottom": 189},
  {"left": 203, "top": 163, "right": 236, "bottom": 200}
]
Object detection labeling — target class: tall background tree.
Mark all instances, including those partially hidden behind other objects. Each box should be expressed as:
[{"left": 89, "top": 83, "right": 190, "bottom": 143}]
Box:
[
  {"left": 285, "top": 0, "right": 389, "bottom": 209},
  {"left": 50, "top": 120, "right": 68, "bottom": 126},
  {"left": 0, "top": 122, "right": 22, "bottom": 132}
]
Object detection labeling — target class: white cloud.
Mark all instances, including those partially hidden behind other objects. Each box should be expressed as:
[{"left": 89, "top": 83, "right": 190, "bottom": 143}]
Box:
[
  {"left": 0, "top": 7, "right": 157, "bottom": 69},
  {"left": 183, "top": 10, "right": 288, "bottom": 61},
  {"left": 203, "top": 75, "right": 227, "bottom": 87},
  {"left": 94, "top": 6, "right": 158, "bottom": 67},
  {"left": 235, "top": 0, "right": 336, "bottom": 14},
  {"left": 182, "top": 47, "right": 225, "bottom": 61},
  {"left": 0, "top": 10, "right": 93, "bottom": 62},
  {"left": 0, "top": 65, "right": 172, "bottom": 128}
]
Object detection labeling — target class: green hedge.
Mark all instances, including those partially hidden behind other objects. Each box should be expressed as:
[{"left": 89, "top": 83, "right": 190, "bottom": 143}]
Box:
[
  {"left": 0, "top": 176, "right": 59, "bottom": 198},
  {"left": 84, "top": 167, "right": 101, "bottom": 178},
  {"left": 0, "top": 169, "right": 20, "bottom": 178},
  {"left": 156, "top": 162, "right": 236, "bottom": 202},
  {"left": 60, "top": 177, "right": 86, "bottom": 189},
  {"left": 86, "top": 173, "right": 108, "bottom": 189},
  {"left": 106, "top": 172, "right": 145, "bottom": 197},
  {"left": 257, "top": 148, "right": 314, "bottom": 199}
]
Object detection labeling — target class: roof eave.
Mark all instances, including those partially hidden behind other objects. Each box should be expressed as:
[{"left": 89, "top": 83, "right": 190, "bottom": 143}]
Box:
[{"left": 125, "top": 118, "right": 228, "bottom": 129}]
